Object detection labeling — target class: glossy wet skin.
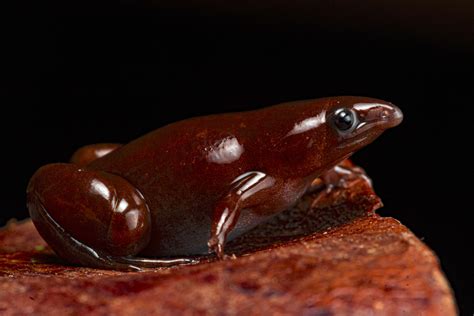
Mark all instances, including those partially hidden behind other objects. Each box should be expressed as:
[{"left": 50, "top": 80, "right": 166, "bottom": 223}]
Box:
[{"left": 27, "top": 96, "right": 402, "bottom": 270}]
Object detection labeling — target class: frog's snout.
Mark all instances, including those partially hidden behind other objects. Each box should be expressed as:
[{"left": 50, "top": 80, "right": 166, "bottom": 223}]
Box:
[
  {"left": 352, "top": 101, "right": 403, "bottom": 130},
  {"left": 381, "top": 104, "right": 403, "bottom": 128}
]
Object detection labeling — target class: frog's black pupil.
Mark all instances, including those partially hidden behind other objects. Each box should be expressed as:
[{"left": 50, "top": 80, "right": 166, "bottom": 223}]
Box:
[{"left": 334, "top": 109, "right": 354, "bottom": 131}]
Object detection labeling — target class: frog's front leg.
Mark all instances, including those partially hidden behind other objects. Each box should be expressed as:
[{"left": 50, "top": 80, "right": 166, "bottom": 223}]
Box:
[
  {"left": 27, "top": 163, "right": 196, "bottom": 271},
  {"left": 309, "top": 159, "right": 372, "bottom": 204},
  {"left": 208, "top": 171, "right": 276, "bottom": 259},
  {"left": 71, "top": 143, "right": 122, "bottom": 166}
]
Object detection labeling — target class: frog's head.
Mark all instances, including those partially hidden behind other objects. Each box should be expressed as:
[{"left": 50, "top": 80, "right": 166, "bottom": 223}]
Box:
[
  {"left": 321, "top": 96, "right": 403, "bottom": 167},
  {"left": 326, "top": 96, "right": 402, "bottom": 148},
  {"left": 271, "top": 96, "right": 403, "bottom": 176}
]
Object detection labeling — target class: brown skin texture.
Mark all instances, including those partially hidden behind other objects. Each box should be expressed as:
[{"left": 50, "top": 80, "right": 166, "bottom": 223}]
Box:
[{"left": 27, "top": 96, "right": 402, "bottom": 269}]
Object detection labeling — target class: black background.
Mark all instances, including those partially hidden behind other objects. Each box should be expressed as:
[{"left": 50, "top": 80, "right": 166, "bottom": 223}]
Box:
[{"left": 2, "top": 1, "right": 473, "bottom": 314}]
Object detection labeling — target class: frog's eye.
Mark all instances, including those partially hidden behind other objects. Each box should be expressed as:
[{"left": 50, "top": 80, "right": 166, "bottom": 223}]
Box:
[{"left": 332, "top": 108, "right": 358, "bottom": 133}]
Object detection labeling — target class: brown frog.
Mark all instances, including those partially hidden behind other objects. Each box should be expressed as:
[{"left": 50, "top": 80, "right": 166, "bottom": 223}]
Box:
[{"left": 27, "top": 96, "right": 403, "bottom": 270}]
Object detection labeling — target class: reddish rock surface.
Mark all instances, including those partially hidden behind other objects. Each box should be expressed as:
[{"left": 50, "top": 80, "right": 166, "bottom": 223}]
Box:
[{"left": 0, "top": 169, "right": 456, "bottom": 315}]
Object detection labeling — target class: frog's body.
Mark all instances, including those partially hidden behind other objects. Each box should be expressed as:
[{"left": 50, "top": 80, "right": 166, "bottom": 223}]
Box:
[{"left": 27, "top": 96, "right": 402, "bottom": 270}]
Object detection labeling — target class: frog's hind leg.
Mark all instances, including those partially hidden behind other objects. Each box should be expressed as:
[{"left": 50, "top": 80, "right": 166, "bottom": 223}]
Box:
[
  {"left": 27, "top": 163, "right": 196, "bottom": 271},
  {"left": 70, "top": 143, "right": 122, "bottom": 166}
]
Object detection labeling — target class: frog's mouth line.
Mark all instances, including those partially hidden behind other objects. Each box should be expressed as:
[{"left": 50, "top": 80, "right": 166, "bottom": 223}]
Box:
[
  {"left": 336, "top": 118, "right": 389, "bottom": 150},
  {"left": 337, "top": 135, "right": 370, "bottom": 149}
]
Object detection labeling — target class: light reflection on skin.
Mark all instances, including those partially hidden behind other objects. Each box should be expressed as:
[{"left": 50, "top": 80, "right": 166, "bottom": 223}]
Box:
[
  {"left": 240, "top": 176, "right": 275, "bottom": 200},
  {"left": 95, "top": 148, "right": 115, "bottom": 158},
  {"left": 232, "top": 171, "right": 267, "bottom": 194},
  {"left": 90, "top": 179, "right": 110, "bottom": 200},
  {"left": 353, "top": 102, "right": 393, "bottom": 112},
  {"left": 117, "top": 199, "right": 129, "bottom": 213},
  {"left": 89, "top": 178, "right": 141, "bottom": 230},
  {"left": 214, "top": 171, "right": 275, "bottom": 237},
  {"left": 125, "top": 210, "right": 139, "bottom": 230},
  {"left": 286, "top": 111, "right": 326, "bottom": 136},
  {"left": 207, "top": 136, "right": 244, "bottom": 164}
]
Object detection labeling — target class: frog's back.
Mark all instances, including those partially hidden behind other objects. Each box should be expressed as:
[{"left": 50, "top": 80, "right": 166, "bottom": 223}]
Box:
[
  {"left": 87, "top": 101, "right": 325, "bottom": 256},
  {"left": 88, "top": 112, "right": 258, "bottom": 255}
]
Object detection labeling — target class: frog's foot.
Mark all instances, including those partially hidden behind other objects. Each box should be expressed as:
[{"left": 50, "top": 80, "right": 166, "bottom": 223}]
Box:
[
  {"left": 309, "top": 160, "right": 372, "bottom": 206},
  {"left": 27, "top": 163, "right": 196, "bottom": 271},
  {"left": 71, "top": 143, "right": 122, "bottom": 166},
  {"left": 114, "top": 256, "right": 199, "bottom": 270}
]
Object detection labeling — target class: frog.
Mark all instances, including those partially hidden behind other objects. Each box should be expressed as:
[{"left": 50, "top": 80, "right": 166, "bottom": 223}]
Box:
[{"left": 27, "top": 96, "right": 403, "bottom": 270}]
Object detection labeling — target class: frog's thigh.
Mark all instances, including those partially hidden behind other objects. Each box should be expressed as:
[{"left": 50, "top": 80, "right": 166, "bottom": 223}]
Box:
[
  {"left": 70, "top": 143, "right": 122, "bottom": 166},
  {"left": 27, "top": 163, "right": 153, "bottom": 269}
]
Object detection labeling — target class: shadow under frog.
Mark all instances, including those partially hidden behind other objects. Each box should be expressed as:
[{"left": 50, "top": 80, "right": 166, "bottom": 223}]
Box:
[{"left": 27, "top": 96, "right": 403, "bottom": 270}]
